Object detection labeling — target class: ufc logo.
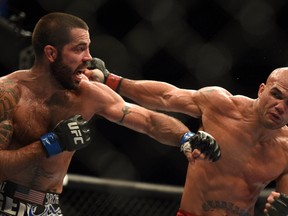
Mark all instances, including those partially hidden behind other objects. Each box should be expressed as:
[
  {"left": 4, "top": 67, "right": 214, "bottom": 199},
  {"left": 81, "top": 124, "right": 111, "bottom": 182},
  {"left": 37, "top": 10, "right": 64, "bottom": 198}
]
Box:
[{"left": 68, "top": 122, "right": 84, "bottom": 145}]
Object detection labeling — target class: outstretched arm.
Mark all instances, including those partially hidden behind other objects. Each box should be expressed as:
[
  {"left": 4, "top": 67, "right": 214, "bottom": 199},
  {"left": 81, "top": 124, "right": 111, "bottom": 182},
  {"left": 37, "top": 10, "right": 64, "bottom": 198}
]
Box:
[
  {"left": 81, "top": 77, "right": 189, "bottom": 146},
  {"left": 79, "top": 78, "right": 221, "bottom": 162},
  {"left": 85, "top": 58, "right": 201, "bottom": 117}
]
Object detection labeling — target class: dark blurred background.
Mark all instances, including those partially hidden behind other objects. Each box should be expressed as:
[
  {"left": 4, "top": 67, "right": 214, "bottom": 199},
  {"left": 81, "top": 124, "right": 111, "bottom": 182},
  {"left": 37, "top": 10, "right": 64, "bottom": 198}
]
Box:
[{"left": 1, "top": 0, "right": 288, "bottom": 186}]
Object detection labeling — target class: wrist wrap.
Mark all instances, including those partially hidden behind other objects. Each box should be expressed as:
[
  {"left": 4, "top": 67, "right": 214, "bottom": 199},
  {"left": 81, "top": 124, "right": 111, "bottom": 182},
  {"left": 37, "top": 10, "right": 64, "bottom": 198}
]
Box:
[
  {"left": 105, "top": 73, "right": 123, "bottom": 92},
  {"left": 40, "top": 132, "right": 62, "bottom": 157},
  {"left": 180, "top": 131, "right": 195, "bottom": 152},
  {"left": 180, "top": 131, "right": 194, "bottom": 145}
]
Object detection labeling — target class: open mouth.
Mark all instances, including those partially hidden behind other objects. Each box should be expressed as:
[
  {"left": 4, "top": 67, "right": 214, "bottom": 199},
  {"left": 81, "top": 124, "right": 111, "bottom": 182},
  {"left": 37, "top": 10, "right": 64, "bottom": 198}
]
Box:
[{"left": 73, "top": 69, "right": 84, "bottom": 82}]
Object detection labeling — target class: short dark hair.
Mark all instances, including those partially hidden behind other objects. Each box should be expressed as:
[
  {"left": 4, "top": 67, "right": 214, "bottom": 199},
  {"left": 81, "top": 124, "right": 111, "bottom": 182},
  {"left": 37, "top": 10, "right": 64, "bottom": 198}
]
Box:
[{"left": 32, "top": 12, "right": 89, "bottom": 57}]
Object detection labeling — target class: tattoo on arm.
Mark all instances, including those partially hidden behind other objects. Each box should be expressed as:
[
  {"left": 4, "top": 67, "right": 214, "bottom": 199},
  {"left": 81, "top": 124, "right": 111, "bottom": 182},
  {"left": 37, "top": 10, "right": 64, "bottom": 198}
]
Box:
[
  {"left": 0, "top": 122, "right": 13, "bottom": 149},
  {"left": 118, "top": 105, "right": 131, "bottom": 124},
  {"left": 0, "top": 80, "right": 20, "bottom": 120},
  {"left": 0, "top": 79, "right": 20, "bottom": 148}
]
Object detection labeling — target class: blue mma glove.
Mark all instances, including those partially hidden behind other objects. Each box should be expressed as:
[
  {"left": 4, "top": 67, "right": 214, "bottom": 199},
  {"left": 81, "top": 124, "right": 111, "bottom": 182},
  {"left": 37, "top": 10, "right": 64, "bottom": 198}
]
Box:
[{"left": 40, "top": 115, "right": 91, "bottom": 157}]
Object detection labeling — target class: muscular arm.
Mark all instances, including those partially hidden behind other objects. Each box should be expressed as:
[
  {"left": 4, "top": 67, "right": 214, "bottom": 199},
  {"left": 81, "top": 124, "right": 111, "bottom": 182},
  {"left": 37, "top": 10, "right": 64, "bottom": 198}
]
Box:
[
  {"left": 0, "top": 79, "right": 45, "bottom": 180},
  {"left": 119, "top": 79, "right": 200, "bottom": 116},
  {"left": 86, "top": 59, "right": 232, "bottom": 118},
  {"left": 82, "top": 79, "right": 190, "bottom": 146},
  {"left": 118, "top": 79, "right": 236, "bottom": 122},
  {"left": 83, "top": 59, "right": 223, "bottom": 164},
  {"left": 107, "top": 102, "right": 189, "bottom": 146}
]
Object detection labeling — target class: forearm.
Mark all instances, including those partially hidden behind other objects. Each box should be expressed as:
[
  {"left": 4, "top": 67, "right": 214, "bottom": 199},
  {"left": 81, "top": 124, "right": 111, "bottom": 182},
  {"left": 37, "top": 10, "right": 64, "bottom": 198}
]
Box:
[
  {"left": 115, "top": 103, "right": 189, "bottom": 147},
  {"left": 87, "top": 58, "right": 188, "bottom": 111},
  {"left": 145, "top": 111, "right": 188, "bottom": 146},
  {"left": 119, "top": 78, "right": 177, "bottom": 110},
  {"left": 0, "top": 141, "right": 45, "bottom": 180},
  {"left": 116, "top": 105, "right": 221, "bottom": 162}
]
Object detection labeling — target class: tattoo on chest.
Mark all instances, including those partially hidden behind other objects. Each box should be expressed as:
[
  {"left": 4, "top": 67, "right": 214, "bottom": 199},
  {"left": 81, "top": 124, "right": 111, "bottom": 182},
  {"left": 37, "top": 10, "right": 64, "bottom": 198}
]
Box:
[{"left": 203, "top": 201, "right": 251, "bottom": 216}]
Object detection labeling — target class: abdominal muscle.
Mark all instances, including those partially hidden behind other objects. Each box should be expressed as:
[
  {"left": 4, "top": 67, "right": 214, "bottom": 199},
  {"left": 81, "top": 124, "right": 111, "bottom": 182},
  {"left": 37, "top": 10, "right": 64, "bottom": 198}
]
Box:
[{"left": 179, "top": 162, "right": 264, "bottom": 216}]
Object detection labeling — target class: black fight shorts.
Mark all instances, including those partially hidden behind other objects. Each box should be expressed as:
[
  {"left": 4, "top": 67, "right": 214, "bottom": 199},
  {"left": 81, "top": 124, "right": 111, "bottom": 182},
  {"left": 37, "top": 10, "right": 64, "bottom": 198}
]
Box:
[{"left": 0, "top": 181, "right": 63, "bottom": 216}]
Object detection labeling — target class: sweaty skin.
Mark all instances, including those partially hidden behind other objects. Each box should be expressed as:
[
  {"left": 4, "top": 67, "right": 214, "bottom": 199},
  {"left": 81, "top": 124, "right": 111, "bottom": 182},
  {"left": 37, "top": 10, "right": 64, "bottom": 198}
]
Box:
[
  {"left": 0, "top": 27, "right": 190, "bottom": 194},
  {"left": 113, "top": 68, "right": 288, "bottom": 216},
  {"left": 0, "top": 69, "right": 190, "bottom": 194}
]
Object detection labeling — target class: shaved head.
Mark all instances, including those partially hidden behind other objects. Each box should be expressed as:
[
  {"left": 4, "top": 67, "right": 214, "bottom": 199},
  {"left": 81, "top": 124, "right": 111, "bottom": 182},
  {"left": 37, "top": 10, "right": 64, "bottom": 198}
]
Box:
[{"left": 266, "top": 67, "right": 288, "bottom": 86}]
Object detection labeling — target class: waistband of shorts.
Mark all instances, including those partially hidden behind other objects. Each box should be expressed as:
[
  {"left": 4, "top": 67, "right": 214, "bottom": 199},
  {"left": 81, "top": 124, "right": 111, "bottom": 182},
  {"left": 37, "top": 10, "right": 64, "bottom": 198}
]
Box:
[
  {"left": 177, "top": 208, "right": 198, "bottom": 216},
  {"left": 0, "top": 181, "right": 59, "bottom": 206}
]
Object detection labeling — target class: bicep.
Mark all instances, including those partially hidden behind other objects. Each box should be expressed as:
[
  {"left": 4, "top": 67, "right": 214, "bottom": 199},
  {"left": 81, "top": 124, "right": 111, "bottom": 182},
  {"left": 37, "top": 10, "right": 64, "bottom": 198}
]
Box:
[
  {"left": 124, "top": 83, "right": 232, "bottom": 119},
  {"left": 92, "top": 83, "right": 138, "bottom": 124},
  {"left": 162, "top": 88, "right": 202, "bottom": 117},
  {"left": 120, "top": 80, "right": 198, "bottom": 114}
]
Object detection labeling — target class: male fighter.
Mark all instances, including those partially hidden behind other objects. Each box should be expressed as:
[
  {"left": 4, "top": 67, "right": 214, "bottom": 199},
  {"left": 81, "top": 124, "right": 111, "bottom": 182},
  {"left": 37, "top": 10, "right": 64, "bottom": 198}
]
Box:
[
  {"left": 88, "top": 57, "right": 288, "bottom": 216},
  {"left": 0, "top": 13, "right": 220, "bottom": 215}
]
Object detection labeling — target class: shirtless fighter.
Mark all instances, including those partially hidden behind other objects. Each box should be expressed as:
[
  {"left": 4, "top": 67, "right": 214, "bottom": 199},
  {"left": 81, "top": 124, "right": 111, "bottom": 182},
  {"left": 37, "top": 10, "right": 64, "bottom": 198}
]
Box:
[
  {"left": 88, "top": 57, "right": 288, "bottom": 216},
  {"left": 0, "top": 13, "right": 220, "bottom": 216}
]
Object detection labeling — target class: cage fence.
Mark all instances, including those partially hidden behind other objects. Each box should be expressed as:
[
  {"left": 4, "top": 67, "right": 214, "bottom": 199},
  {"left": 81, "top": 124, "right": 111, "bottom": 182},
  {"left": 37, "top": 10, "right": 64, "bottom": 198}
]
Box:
[{"left": 60, "top": 174, "right": 272, "bottom": 216}]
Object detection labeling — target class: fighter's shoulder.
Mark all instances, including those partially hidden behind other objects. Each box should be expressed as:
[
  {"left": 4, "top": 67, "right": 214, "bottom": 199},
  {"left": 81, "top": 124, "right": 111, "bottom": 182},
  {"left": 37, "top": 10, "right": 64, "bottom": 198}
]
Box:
[
  {"left": 0, "top": 71, "right": 23, "bottom": 101},
  {"left": 0, "top": 74, "right": 20, "bottom": 88},
  {"left": 198, "top": 86, "right": 231, "bottom": 94},
  {"left": 197, "top": 87, "right": 249, "bottom": 114},
  {"left": 197, "top": 86, "right": 233, "bottom": 101},
  {"left": 280, "top": 126, "right": 288, "bottom": 137},
  {"left": 0, "top": 70, "right": 31, "bottom": 86}
]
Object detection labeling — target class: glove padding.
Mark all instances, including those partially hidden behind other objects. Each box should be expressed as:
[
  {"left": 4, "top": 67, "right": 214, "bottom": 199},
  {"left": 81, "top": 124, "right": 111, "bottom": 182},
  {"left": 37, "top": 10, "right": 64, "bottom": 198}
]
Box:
[
  {"left": 87, "top": 57, "right": 110, "bottom": 82},
  {"left": 40, "top": 115, "right": 91, "bottom": 157},
  {"left": 267, "top": 193, "right": 288, "bottom": 216},
  {"left": 87, "top": 57, "right": 122, "bottom": 91},
  {"left": 181, "top": 131, "right": 221, "bottom": 162}
]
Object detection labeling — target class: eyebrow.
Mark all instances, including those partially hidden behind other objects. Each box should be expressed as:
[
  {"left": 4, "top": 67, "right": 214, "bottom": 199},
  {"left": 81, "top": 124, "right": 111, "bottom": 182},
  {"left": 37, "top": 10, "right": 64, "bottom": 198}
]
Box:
[
  {"left": 271, "top": 87, "right": 281, "bottom": 93},
  {"left": 271, "top": 87, "right": 288, "bottom": 99}
]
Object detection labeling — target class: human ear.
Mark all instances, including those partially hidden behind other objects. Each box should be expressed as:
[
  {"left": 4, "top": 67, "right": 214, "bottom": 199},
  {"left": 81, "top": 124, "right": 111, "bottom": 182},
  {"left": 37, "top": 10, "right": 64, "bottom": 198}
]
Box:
[
  {"left": 44, "top": 45, "right": 57, "bottom": 62},
  {"left": 258, "top": 83, "right": 265, "bottom": 97}
]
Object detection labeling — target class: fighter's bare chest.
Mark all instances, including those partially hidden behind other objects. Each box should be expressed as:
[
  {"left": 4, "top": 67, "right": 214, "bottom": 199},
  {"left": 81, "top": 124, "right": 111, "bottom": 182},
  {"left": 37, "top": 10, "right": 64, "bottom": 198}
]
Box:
[
  {"left": 220, "top": 132, "right": 286, "bottom": 183},
  {"left": 12, "top": 91, "right": 82, "bottom": 146}
]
